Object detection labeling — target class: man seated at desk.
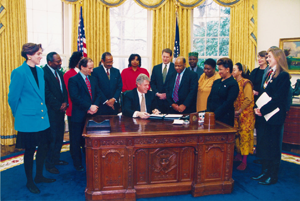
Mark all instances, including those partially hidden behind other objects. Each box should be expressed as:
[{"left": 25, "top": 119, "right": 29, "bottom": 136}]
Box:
[{"left": 122, "top": 74, "right": 160, "bottom": 119}]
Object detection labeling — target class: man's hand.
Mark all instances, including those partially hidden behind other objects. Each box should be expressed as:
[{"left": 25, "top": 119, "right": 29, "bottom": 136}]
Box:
[
  {"left": 156, "top": 93, "right": 167, "bottom": 100},
  {"left": 172, "top": 103, "right": 179, "bottom": 112},
  {"left": 152, "top": 109, "right": 161, "bottom": 115},
  {"left": 87, "top": 105, "right": 98, "bottom": 115},
  {"left": 136, "top": 112, "right": 150, "bottom": 119},
  {"left": 60, "top": 102, "right": 68, "bottom": 112},
  {"left": 106, "top": 98, "right": 115, "bottom": 110},
  {"left": 178, "top": 104, "right": 186, "bottom": 113}
]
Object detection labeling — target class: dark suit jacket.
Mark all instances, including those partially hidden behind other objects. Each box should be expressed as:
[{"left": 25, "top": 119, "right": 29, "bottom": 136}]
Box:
[
  {"left": 68, "top": 73, "right": 101, "bottom": 122},
  {"left": 187, "top": 66, "right": 203, "bottom": 80},
  {"left": 91, "top": 65, "right": 122, "bottom": 115},
  {"left": 43, "top": 65, "right": 68, "bottom": 122},
  {"left": 258, "top": 71, "right": 290, "bottom": 125},
  {"left": 150, "top": 63, "right": 175, "bottom": 94},
  {"left": 206, "top": 76, "right": 239, "bottom": 126},
  {"left": 150, "top": 63, "right": 175, "bottom": 113},
  {"left": 166, "top": 69, "right": 198, "bottom": 113},
  {"left": 122, "top": 88, "right": 157, "bottom": 117}
]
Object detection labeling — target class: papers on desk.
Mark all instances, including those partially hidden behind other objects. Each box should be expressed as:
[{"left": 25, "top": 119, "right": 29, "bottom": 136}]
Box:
[
  {"left": 148, "top": 114, "right": 183, "bottom": 120},
  {"left": 256, "top": 92, "right": 280, "bottom": 121},
  {"left": 173, "top": 119, "right": 184, "bottom": 124}
]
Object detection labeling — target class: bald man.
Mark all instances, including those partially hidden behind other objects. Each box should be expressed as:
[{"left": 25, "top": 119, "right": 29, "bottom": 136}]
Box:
[{"left": 166, "top": 56, "right": 198, "bottom": 114}]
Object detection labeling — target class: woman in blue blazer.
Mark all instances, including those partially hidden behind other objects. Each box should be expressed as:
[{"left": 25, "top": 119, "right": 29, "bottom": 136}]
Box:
[
  {"left": 252, "top": 47, "right": 291, "bottom": 185},
  {"left": 8, "top": 43, "right": 55, "bottom": 194}
]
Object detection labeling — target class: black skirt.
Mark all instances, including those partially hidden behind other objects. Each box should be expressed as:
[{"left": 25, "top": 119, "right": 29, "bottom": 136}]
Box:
[{"left": 16, "top": 128, "right": 50, "bottom": 149}]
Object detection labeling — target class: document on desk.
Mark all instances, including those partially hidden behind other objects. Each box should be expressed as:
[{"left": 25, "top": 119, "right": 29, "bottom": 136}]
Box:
[
  {"left": 149, "top": 114, "right": 165, "bottom": 120},
  {"left": 256, "top": 92, "right": 280, "bottom": 121},
  {"left": 164, "top": 114, "right": 183, "bottom": 119}
]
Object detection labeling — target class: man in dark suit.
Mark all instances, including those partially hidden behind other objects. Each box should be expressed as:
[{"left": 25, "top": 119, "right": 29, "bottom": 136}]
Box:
[
  {"left": 123, "top": 74, "right": 160, "bottom": 119},
  {"left": 91, "top": 52, "right": 122, "bottom": 115},
  {"left": 43, "top": 52, "right": 69, "bottom": 174},
  {"left": 150, "top": 48, "right": 175, "bottom": 113},
  {"left": 68, "top": 57, "right": 101, "bottom": 171},
  {"left": 187, "top": 52, "right": 203, "bottom": 80},
  {"left": 166, "top": 56, "right": 198, "bottom": 114}
]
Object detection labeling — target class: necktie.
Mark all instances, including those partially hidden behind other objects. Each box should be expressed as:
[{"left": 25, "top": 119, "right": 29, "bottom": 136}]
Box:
[
  {"left": 162, "top": 64, "right": 167, "bottom": 83},
  {"left": 140, "top": 94, "right": 146, "bottom": 112},
  {"left": 106, "top": 68, "right": 110, "bottom": 80},
  {"left": 54, "top": 70, "right": 60, "bottom": 85},
  {"left": 172, "top": 73, "right": 180, "bottom": 103},
  {"left": 85, "top": 76, "right": 93, "bottom": 100},
  {"left": 263, "top": 69, "right": 274, "bottom": 89}
]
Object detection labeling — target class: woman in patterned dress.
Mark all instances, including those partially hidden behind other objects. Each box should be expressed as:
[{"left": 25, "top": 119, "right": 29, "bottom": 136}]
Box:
[{"left": 232, "top": 63, "right": 255, "bottom": 171}]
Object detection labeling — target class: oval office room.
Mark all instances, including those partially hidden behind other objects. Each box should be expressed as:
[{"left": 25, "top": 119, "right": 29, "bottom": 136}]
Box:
[{"left": 1, "top": 0, "right": 300, "bottom": 200}]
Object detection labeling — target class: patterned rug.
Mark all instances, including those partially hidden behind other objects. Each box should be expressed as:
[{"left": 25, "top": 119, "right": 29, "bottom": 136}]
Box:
[
  {"left": 1, "top": 143, "right": 300, "bottom": 172},
  {"left": 0, "top": 143, "right": 70, "bottom": 172}
]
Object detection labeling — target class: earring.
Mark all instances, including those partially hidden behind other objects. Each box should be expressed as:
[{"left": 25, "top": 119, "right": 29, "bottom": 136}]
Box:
[{"left": 28, "top": 57, "right": 31, "bottom": 60}]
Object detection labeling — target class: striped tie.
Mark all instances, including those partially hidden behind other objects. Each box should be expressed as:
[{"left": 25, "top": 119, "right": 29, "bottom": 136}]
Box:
[
  {"left": 172, "top": 73, "right": 180, "bottom": 103},
  {"left": 85, "top": 77, "right": 93, "bottom": 100}
]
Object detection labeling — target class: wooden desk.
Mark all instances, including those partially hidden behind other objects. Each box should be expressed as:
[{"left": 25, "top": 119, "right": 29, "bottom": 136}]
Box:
[{"left": 83, "top": 116, "right": 237, "bottom": 201}]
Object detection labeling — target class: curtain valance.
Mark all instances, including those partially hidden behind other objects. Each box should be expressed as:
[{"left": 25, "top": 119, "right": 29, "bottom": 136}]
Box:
[{"left": 61, "top": 0, "right": 243, "bottom": 9}]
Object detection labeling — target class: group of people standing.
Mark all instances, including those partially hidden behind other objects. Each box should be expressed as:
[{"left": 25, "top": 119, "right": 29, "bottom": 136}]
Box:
[{"left": 8, "top": 43, "right": 290, "bottom": 194}]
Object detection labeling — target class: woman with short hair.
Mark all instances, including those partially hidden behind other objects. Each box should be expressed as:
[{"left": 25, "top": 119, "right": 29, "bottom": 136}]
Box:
[
  {"left": 206, "top": 58, "right": 239, "bottom": 127},
  {"left": 121, "top": 54, "right": 149, "bottom": 92},
  {"left": 8, "top": 43, "right": 56, "bottom": 194},
  {"left": 196, "top": 58, "right": 221, "bottom": 112},
  {"left": 232, "top": 62, "right": 255, "bottom": 171}
]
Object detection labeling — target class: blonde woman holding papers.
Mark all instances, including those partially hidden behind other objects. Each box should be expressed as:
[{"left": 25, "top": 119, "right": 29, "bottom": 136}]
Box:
[{"left": 252, "top": 47, "right": 291, "bottom": 185}]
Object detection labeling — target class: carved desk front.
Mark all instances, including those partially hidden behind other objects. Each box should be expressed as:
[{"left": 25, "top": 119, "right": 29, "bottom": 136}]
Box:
[{"left": 83, "top": 115, "right": 237, "bottom": 201}]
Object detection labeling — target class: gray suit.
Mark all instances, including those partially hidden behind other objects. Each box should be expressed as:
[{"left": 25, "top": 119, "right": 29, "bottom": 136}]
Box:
[{"left": 187, "top": 66, "right": 203, "bottom": 80}]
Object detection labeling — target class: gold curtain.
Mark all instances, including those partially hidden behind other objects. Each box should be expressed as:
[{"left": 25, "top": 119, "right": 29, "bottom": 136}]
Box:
[
  {"left": 176, "top": 5, "right": 192, "bottom": 62},
  {"left": 229, "top": 0, "right": 257, "bottom": 71},
  {"left": 152, "top": 1, "right": 192, "bottom": 66},
  {"left": 0, "top": 0, "right": 27, "bottom": 145},
  {"left": 152, "top": 0, "right": 176, "bottom": 66},
  {"left": 69, "top": 0, "right": 110, "bottom": 66}
]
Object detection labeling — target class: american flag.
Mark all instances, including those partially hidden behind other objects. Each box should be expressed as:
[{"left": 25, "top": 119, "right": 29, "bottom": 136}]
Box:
[
  {"left": 77, "top": 6, "right": 87, "bottom": 57},
  {"left": 173, "top": 17, "right": 180, "bottom": 59}
]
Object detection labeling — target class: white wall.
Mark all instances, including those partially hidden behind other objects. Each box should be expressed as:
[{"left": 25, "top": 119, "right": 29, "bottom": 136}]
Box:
[{"left": 257, "top": 0, "right": 300, "bottom": 85}]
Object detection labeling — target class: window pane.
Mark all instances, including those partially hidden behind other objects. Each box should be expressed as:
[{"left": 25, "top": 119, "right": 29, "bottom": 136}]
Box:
[
  {"left": 110, "top": 0, "right": 149, "bottom": 70},
  {"left": 206, "top": 0, "right": 219, "bottom": 17},
  {"left": 27, "top": 0, "right": 63, "bottom": 66},
  {"left": 220, "top": 7, "right": 230, "bottom": 16},
  {"left": 193, "top": 0, "right": 230, "bottom": 60},
  {"left": 206, "top": 18, "right": 219, "bottom": 37},
  {"left": 220, "top": 17, "right": 230, "bottom": 37},
  {"left": 219, "top": 38, "right": 229, "bottom": 56},
  {"left": 197, "top": 59, "right": 206, "bottom": 68},
  {"left": 193, "top": 18, "right": 206, "bottom": 37},
  {"left": 193, "top": 38, "right": 205, "bottom": 56},
  {"left": 206, "top": 38, "right": 218, "bottom": 56}
]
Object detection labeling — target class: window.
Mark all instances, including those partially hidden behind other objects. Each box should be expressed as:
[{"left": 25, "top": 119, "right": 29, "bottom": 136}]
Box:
[
  {"left": 193, "top": 0, "right": 230, "bottom": 67},
  {"left": 26, "top": 0, "right": 70, "bottom": 68},
  {"left": 110, "top": 0, "right": 151, "bottom": 72}
]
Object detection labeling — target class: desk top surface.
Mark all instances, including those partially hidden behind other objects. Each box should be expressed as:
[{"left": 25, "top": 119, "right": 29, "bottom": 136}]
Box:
[{"left": 83, "top": 115, "right": 237, "bottom": 138}]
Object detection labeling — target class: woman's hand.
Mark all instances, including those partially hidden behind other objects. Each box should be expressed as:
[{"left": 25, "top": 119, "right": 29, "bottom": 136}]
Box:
[{"left": 254, "top": 108, "right": 262, "bottom": 116}]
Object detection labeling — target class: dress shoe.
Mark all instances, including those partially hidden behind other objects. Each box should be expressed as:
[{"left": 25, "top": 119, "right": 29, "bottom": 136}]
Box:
[
  {"left": 26, "top": 182, "right": 40, "bottom": 194},
  {"left": 46, "top": 167, "right": 60, "bottom": 174},
  {"left": 34, "top": 176, "right": 56, "bottom": 184},
  {"left": 75, "top": 165, "right": 84, "bottom": 172},
  {"left": 251, "top": 172, "right": 269, "bottom": 181},
  {"left": 253, "top": 159, "right": 262, "bottom": 164},
  {"left": 55, "top": 160, "right": 69, "bottom": 165},
  {"left": 259, "top": 177, "right": 278, "bottom": 185}
]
